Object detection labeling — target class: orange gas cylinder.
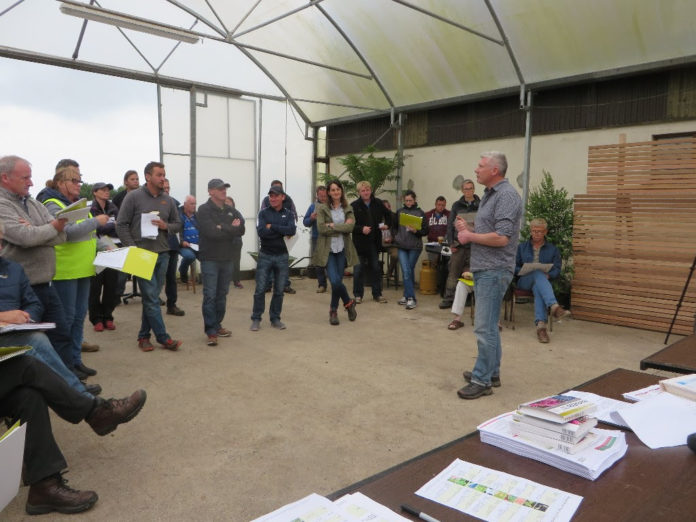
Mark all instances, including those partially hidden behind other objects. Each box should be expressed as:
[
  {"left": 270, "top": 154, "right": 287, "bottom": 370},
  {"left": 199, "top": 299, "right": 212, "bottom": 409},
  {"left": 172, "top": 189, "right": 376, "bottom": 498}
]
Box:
[{"left": 419, "top": 260, "right": 438, "bottom": 295}]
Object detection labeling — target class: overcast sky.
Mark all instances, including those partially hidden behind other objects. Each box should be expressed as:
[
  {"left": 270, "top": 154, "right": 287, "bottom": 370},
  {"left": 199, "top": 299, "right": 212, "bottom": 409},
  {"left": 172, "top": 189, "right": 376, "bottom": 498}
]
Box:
[{"left": 0, "top": 58, "right": 159, "bottom": 193}]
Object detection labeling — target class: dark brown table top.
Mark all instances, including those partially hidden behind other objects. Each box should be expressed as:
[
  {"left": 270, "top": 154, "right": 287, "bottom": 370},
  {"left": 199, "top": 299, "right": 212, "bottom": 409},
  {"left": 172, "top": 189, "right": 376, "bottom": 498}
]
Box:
[
  {"left": 641, "top": 334, "right": 696, "bottom": 374},
  {"left": 330, "top": 369, "right": 696, "bottom": 522}
]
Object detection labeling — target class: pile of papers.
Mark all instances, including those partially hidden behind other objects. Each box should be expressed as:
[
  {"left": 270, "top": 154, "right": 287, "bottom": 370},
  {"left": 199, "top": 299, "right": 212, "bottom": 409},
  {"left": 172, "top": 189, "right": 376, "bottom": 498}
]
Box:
[
  {"left": 251, "top": 492, "right": 408, "bottom": 522},
  {"left": 478, "top": 412, "right": 627, "bottom": 480}
]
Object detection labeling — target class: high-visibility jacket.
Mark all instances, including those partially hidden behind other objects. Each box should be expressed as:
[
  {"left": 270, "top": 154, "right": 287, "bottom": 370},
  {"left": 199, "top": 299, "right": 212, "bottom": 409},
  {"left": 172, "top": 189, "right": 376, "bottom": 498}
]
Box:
[{"left": 43, "top": 198, "right": 96, "bottom": 280}]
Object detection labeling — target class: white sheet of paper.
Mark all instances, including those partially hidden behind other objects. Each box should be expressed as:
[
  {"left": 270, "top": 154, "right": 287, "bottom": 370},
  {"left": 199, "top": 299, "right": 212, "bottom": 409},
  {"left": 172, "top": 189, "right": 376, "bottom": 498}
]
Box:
[
  {"left": 140, "top": 212, "right": 159, "bottom": 239},
  {"left": 284, "top": 234, "right": 298, "bottom": 253},
  {"left": 518, "top": 262, "right": 554, "bottom": 277},
  {"left": 189, "top": 243, "right": 199, "bottom": 252},
  {"left": 0, "top": 423, "right": 26, "bottom": 512},
  {"left": 615, "top": 392, "right": 696, "bottom": 449}
]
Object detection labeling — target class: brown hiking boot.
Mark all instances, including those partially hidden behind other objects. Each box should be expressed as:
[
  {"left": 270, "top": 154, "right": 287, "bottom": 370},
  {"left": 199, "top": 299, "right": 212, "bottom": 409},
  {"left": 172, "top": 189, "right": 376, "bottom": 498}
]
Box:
[
  {"left": 26, "top": 473, "right": 98, "bottom": 515},
  {"left": 537, "top": 327, "right": 550, "bottom": 343},
  {"left": 86, "top": 390, "right": 147, "bottom": 436},
  {"left": 551, "top": 304, "right": 572, "bottom": 319}
]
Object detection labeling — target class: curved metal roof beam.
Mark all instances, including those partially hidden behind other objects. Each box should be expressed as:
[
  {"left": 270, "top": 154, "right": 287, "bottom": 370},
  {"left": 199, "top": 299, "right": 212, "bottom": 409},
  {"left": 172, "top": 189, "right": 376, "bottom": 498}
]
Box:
[
  {"left": 204, "top": 0, "right": 230, "bottom": 34},
  {"left": 0, "top": 0, "right": 26, "bottom": 18},
  {"left": 235, "top": 42, "right": 372, "bottom": 80},
  {"left": 229, "top": 0, "right": 262, "bottom": 36},
  {"left": 165, "top": 0, "right": 226, "bottom": 39},
  {"left": 391, "top": 0, "right": 504, "bottom": 46},
  {"left": 483, "top": 0, "right": 526, "bottom": 107},
  {"left": 315, "top": 3, "right": 394, "bottom": 110},
  {"left": 292, "top": 98, "right": 382, "bottom": 112},
  {"left": 233, "top": 0, "right": 325, "bottom": 39}
]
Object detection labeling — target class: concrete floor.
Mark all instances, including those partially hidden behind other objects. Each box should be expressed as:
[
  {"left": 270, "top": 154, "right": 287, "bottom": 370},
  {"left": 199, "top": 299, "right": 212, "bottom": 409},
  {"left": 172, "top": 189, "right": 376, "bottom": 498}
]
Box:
[{"left": 2, "top": 275, "right": 677, "bottom": 521}]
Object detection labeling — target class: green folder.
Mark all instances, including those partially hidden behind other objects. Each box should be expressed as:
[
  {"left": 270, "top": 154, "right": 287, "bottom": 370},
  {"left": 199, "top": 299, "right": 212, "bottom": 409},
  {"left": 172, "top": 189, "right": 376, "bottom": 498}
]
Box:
[{"left": 399, "top": 212, "right": 422, "bottom": 229}]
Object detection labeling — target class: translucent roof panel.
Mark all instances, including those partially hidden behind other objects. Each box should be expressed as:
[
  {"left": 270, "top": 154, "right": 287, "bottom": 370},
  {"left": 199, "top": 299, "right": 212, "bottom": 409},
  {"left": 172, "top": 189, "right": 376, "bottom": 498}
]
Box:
[{"left": 1, "top": 0, "right": 696, "bottom": 125}]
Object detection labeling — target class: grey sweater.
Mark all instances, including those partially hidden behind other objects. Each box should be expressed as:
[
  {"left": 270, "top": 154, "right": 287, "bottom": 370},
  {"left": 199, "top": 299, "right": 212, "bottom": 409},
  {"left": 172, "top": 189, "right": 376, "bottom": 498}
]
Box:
[
  {"left": 116, "top": 185, "right": 182, "bottom": 253},
  {"left": 0, "top": 186, "right": 66, "bottom": 284}
]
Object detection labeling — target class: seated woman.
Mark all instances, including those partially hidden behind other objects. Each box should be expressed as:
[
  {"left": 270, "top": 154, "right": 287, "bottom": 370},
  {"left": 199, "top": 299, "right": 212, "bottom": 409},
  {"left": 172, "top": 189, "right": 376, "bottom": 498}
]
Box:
[
  {"left": 515, "top": 217, "right": 571, "bottom": 343},
  {"left": 448, "top": 271, "right": 474, "bottom": 330}
]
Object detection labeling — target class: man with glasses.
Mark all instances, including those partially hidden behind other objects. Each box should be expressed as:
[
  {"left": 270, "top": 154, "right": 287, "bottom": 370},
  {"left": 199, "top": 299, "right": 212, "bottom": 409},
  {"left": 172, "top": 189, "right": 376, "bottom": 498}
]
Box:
[{"left": 439, "top": 179, "right": 481, "bottom": 309}]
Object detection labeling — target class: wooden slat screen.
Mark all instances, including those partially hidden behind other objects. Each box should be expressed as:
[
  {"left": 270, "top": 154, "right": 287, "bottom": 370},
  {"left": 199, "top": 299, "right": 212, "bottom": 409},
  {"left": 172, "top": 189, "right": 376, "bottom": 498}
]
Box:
[{"left": 572, "top": 137, "right": 696, "bottom": 334}]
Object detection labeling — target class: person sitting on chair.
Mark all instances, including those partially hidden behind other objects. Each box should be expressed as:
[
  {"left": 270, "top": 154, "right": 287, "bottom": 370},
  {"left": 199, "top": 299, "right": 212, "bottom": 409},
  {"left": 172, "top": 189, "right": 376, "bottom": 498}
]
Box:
[{"left": 515, "top": 217, "right": 571, "bottom": 343}]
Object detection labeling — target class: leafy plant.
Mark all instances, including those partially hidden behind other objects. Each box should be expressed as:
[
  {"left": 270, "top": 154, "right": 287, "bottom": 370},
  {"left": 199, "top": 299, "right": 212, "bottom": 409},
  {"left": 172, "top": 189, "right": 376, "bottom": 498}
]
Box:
[
  {"left": 521, "top": 170, "right": 574, "bottom": 297},
  {"left": 320, "top": 145, "right": 402, "bottom": 199}
]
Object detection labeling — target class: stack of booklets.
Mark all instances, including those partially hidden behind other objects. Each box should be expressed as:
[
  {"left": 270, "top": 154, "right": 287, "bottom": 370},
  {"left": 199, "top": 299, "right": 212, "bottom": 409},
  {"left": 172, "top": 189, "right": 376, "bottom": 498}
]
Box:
[
  {"left": 478, "top": 394, "right": 627, "bottom": 480},
  {"left": 660, "top": 373, "right": 696, "bottom": 401}
]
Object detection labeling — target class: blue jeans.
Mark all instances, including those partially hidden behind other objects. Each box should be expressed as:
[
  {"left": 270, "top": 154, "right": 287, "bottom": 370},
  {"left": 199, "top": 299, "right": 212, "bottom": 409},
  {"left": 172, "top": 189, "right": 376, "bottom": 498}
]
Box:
[
  {"left": 326, "top": 250, "right": 351, "bottom": 310},
  {"left": 179, "top": 247, "right": 197, "bottom": 279},
  {"left": 252, "top": 252, "right": 288, "bottom": 322},
  {"left": 165, "top": 250, "right": 179, "bottom": 307},
  {"left": 53, "top": 277, "right": 90, "bottom": 367},
  {"left": 201, "top": 260, "right": 234, "bottom": 336},
  {"left": 0, "top": 331, "right": 90, "bottom": 398},
  {"left": 353, "top": 242, "right": 382, "bottom": 298},
  {"left": 138, "top": 252, "right": 171, "bottom": 343},
  {"left": 517, "top": 271, "right": 557, "bottom": 324},
  {"left": 31, "top": 283, "right": 73, "bottom": 369},
  {"left": 470, "top": 269, "right": 513, "bottom": 387},
  {"left": 398, "top": 248, "right": 421, "bottom": 299}
]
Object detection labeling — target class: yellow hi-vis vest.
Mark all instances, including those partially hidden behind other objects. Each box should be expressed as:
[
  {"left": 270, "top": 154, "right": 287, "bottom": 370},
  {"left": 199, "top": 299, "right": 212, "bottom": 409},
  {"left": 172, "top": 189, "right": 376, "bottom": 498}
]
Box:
[{"left": 43, "top": 198, "right": 97, "bottom": 280}]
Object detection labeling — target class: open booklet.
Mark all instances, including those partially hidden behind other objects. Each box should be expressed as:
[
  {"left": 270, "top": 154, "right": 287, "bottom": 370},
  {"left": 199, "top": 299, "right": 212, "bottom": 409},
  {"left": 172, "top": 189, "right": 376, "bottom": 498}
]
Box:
[
  {"left": 55, "top": 198, "right": 89, "bottom": 223},
  {"left": 0, "top": 322, "right": 55, "bottom": 335},
  {"left": 518, "top": 262, "right": 553, "bottom": 277}
]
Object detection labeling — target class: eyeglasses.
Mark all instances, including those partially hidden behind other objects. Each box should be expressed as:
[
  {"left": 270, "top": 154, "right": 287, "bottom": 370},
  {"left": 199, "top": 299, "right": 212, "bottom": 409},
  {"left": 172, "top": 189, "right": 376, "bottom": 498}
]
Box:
[
  {"left": 463, "top": 187, "right": 475, "bottom": 191},
  {"left": 68, "top": 179, "right": 83, "bottom": 185}
]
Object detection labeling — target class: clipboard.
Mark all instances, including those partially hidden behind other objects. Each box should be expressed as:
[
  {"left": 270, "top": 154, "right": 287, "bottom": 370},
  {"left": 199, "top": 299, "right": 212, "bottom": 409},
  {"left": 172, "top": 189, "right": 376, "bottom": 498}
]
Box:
[
  {"left": 94, "top": 246, "right": 158, "bottom": 280},
  {"left": 399, "top": 212, "right": 422, "bottom": 229}
]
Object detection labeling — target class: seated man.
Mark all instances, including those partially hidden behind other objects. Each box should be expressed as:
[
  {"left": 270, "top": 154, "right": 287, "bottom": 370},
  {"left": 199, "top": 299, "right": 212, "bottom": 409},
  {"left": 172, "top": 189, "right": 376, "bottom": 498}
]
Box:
[
  {"left": 447, "top": 271, "right": 474, "bottom": 330},
  {"left": 0, "top": 223, "right": 101, "bottom": 397},
  {"left": 0, "top": 355, "right": 146, "bottom": 515},
  {"left": 178, "top": 195, "right": 199, "bottom": 284},
  {"left": 515, "top": 217, "right": 571, "bottom": 343}
]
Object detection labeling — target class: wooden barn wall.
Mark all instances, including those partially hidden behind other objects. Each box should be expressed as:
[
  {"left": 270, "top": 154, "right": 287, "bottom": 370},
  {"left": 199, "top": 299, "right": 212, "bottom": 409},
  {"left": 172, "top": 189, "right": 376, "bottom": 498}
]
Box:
[
  {"left": 327, "top": 65, "right": 696, "bottom": 157},
  {"left": 572, "top": 137, "right": 696, "bottom": 335}
]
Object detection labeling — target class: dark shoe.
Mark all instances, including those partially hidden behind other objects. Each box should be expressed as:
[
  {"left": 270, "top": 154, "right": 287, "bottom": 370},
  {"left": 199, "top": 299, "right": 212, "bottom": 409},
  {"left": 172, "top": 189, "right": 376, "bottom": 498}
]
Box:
[
  {"left": 105, "top": 320, "right": 116, "bottom": 330},
  {"left": 373, "top": 295, "right": 388, "bottom": 303},
  {"left": 93, "top": 322, "right": 104, "bottom": 332},
  {"left": 217, "top": 327, "right": 232, "bottom": 337},
  {"left": 85, "top": 383, "right": 102, "bottom": 396},
  {"left": 234, "top": 281, "right": 244, "bottom": 289},
  {"left": 72, "top": 367, "right": 88, "bottom": 381},
  {"left": 271, "top": 320, "right": 286, "bottom": 330},
  {"left": 329, "top": 310, "right": 339, "bottom": 326},
  {"left": 26, "top": 473, "right": 98, "bottom": 515},
  {"left": 207, "top": 335, "right": 218, "bottom": 346},
  {"left": 159, "top": 298, "right": 165, "bottom": 306},
  {"left": 537, "top": 327, "right": 550, "bottom": 343},
  {"left": 250, "top": 320, "right": 260, "bottom": 331},
  {"left": 161, "top": 338, "right": 182, "bottom": 351},
  {"left": 76, "top": 362, "right": 97, "bottom": 377},
  {"left": 457, "top": 382, "right": 493, "bottom": 400},
  {"left": 265, "top": 287, "right": 272, "bottom": 293},
  {"left": 166, "top": 305, "right": 185, "bottom": 316},
  {"left": 316, "top": 286, "right": 326, "bottom": 293},
  {"left": 463, "top": 370, "right": 501, "bottom": 388},
  {"left": 355, "top": 296, "right": 363, "bottom": 304},
  {"left": 345, "top": 299, "right": 357, "bottom": 321},
  {"left": 86, "top": 389, "right": 147, "bottom": 436},
  {"left": 179, "top": 273, "right": 188, "bottom": 284},
  {"left": 284, "top": 286, "right": 296, "bottom": 294},
  {"left": 551, "top": 304, "right": 572, "bottom": 319},
  {"left": 439, "top": 298, "right": 453, "bottom": 309},
  {"left": 138, "top": 337, "right": 154, "bottom": 352},
  {"left": 81, "top": 341, "right": 99, "bottom": 353}
]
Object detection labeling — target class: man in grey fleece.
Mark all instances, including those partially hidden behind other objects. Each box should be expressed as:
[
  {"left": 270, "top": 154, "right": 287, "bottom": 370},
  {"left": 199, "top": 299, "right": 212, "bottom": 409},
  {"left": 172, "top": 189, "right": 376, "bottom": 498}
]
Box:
[
  {"left": 116, "top": 161, "right": 183, "bottom": 352},
  {"left": 0, "top": 156, "right": 77, "bottom": 371}
]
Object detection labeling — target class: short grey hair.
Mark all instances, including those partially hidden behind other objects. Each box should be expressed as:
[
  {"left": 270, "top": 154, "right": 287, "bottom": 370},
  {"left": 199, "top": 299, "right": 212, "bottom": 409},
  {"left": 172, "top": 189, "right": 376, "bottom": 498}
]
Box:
[
  {"left": 0, "top": 155, "right": 30, "bottom": 177},
  {"left": 530, "top": 217, "right": 548, "bottom": 229},
  {"left": 461, "top": 178, "right": 475, "bottom": 188},
  {"left": 481, "top": 151, "right": 508, "bottom": 177}
]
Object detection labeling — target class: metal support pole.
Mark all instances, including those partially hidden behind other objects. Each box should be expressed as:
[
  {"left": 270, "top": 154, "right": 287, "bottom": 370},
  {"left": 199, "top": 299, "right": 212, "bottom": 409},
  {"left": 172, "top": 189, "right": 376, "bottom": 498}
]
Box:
[
  {"left": 522, "top": 90, "right": 533, "bottom": 214},
  {"left": 189, "top": 86, "right": 197, "bottom": 196},
  {"left": 395, "top": 112, "right": 404, "bottom": 202}
]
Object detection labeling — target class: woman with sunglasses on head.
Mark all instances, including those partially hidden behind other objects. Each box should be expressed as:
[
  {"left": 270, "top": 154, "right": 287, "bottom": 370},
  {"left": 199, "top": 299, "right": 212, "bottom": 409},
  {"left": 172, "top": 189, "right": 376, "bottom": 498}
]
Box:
[
  {"left": 312, "top": 179, "right": 358, "bottom": 325},
  {"left": 395, "top": 190, "right": 428, "bottom": 310},
  {"left": 37, "top": 165, "right": 109, "bottom": 381}
]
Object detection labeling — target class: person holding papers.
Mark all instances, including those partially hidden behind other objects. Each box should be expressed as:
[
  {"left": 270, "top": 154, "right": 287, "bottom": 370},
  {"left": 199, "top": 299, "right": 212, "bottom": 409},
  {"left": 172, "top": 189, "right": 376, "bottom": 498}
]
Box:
[
  {"left": 116, "top": 161, "right": 182, "bottom": 351},
  {"left": 197, "top": 179, "right": 245, "bottom": 346},
  {"left": 250, "top": 185, "right": 296, "bottom": 331},
  {"left": 313, "top": 180, "right": 359, "bottom": 326},
  {"left": 515, "top": 217, "right": 571, "bottom": 343},
  {"left": 88, "top": 182, "right": 120, "bottom": 332},
  {"left": 37, "top": 164, "right": 109, "bottom": 380},
  {"left": 394, "top": 190, "right": 428, "bottom": 310},
  {"left": 0, "top": 355, "right": 146, "bottom": 515}
]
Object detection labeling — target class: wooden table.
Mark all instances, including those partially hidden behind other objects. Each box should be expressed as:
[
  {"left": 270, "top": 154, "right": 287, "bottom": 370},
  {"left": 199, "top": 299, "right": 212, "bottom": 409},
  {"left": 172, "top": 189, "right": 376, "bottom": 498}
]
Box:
[
  {"left": 330, "top": 369, "right": 696, "bottom": 521},
  {"left": 640, "top": 334, "right": 696, "bottom": 374}
]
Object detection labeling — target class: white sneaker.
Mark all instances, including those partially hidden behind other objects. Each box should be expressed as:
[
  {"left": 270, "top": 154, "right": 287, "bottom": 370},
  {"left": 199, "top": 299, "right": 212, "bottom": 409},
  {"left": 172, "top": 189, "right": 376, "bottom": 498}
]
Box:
[
  {"left": 406, "top": 298, "right": 416, "bottom": 310},
  {"left": 397, "top": 297, "right": 407, "bottom": 305}
]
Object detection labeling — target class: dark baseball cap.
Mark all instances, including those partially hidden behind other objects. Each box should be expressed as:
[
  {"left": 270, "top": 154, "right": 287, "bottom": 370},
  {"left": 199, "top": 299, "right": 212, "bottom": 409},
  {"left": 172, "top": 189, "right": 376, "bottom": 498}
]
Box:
[
  {"left": 208, "top": 178, "right": 230, "bottom": 189},
  {"left": 268, "top": 185, "right": 285, "bottom": 196},
  {"left": 92, "top": 182, "right": 114, "bottom": 192}
]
